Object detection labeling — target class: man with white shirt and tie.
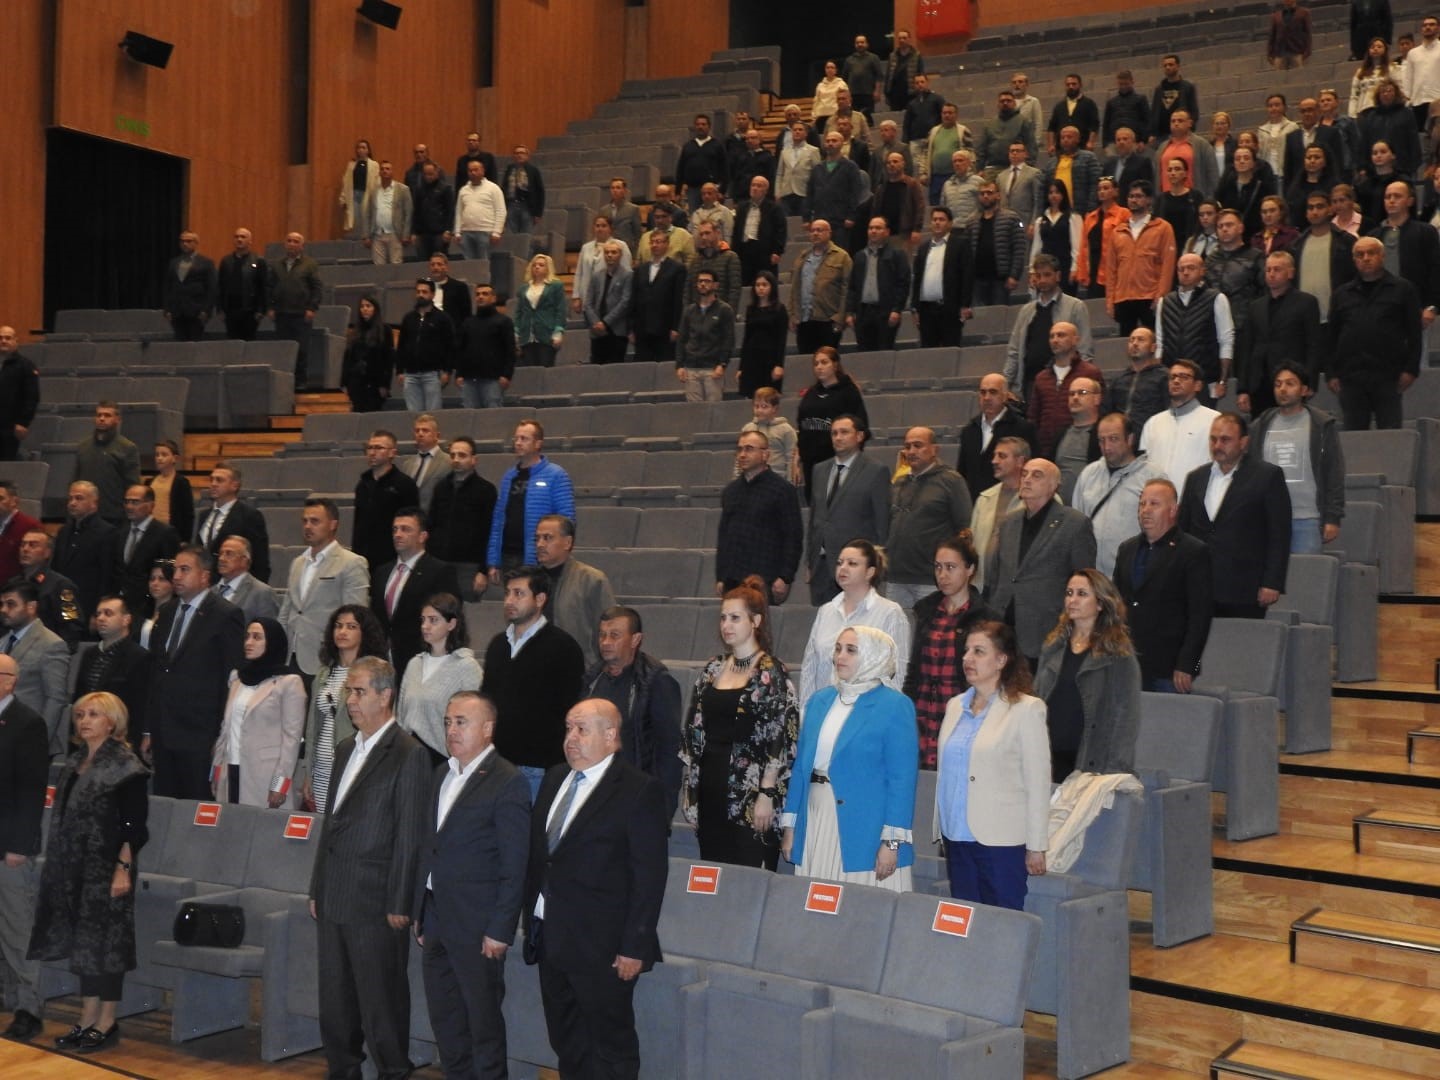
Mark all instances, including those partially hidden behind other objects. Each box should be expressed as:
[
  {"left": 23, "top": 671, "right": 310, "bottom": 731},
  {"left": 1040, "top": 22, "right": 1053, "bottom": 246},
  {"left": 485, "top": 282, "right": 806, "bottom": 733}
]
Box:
[
  {"left": 404, "top": 414, "right": 446, "bottom": 514},
  {"left": 371, "top": 509, "right": 461, "bottom": 677},
  {"left": 309, "top": 656, "right": 430, "bottom": 1080},
  {"left": 523, "top": 698, "right": 667, "bottom": 1080},
  {"left": 213, "top": 535, "right": 279, "bottom": 622},
  {"left": 278, "top": 497, "right": 371, "bottom": 680},
  {"left": 194, "top": 463, "right": 271, "bottom": 584},
  {"left": 144, "top": 545, "right": 244, "bottom": 796},
  {"left": 911, "top": 207, "right": 970, "bottom": 347},
  {"left": 413, "top": 691, "right": 530, "bottom": 1079}
]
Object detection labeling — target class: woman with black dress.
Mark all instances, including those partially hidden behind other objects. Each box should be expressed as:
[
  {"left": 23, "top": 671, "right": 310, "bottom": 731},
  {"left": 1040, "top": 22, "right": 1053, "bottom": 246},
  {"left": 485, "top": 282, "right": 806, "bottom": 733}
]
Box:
[
  {"left": 1216, "top": 145, "right": 1277, "bottom": 240},
  {"left": 28, "top": 692, "right": 149, "bottom": 1054},
  {"left": 681, "top": 576, "right": 799, "bottom": 870},
  {"left": 737, "top": 270, "right": 789, "bottom": 397},
  {"left": 1030, "top": 180, "right": 1082, "bottom": 293},
  {"left": 795, "top": 347, "right": 868, "bottom": 498},
  {"left": 1032, "top": 569, "right": 1142, "bottom": 782},
  {"left": 342, "top": 295, "right": 392, "bottom": 413}
]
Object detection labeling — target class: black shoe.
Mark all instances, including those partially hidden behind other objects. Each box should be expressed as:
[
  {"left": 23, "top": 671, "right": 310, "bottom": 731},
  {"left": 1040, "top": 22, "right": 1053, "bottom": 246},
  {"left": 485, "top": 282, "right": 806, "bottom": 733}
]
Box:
[
  {"left": 54, "top": 1024, "right": 85, "bottom": 1049},
  {"left": 73, "top": 1023, "right": 119, "bottom": 1054},
  {"left": 2, "top": 1009, "right": 41, "bottom": 1041}
]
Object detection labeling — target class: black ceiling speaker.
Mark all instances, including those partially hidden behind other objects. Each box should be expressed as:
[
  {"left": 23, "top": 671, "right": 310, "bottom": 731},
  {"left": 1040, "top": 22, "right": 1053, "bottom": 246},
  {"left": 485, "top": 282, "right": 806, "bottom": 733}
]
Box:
[
  {"left": 357, "top": 0, "right": 402, "bottom": 29},
  {"left": 119, "top": 31, "right": 173, "bottom": 69}
]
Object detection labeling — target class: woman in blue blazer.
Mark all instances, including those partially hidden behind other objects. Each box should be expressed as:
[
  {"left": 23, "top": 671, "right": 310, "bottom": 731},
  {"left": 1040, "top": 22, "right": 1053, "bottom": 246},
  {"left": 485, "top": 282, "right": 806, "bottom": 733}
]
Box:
[{"left": 781, "top": 626, "right": 918, "bottom": 890}]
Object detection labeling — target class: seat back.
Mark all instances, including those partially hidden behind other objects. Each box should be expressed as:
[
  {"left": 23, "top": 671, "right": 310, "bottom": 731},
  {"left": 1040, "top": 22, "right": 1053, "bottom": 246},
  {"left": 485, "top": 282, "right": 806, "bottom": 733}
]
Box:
[
  {"left": 1134, "top": 692, "right": 1223, "bottom": 783},
  {"left": 1193, "top": 617, "right": 1287, "bottom": 698},
  {"left": 142, "top": 796, "right": 177, "bottom": 872},
  {"left": 657, "top": 857, "right": 771, "bottom": 966},
  {"left": 243, "top": 810, "right": 321, "bottom": 893},
  {"left": 1268, "top": 554, "right": 1339, "bottom": 626},
  {"left": 754, "top": 874, "right": 897, "bottom": 992},
  {"left": 880, "top": 893, "right": 1042, "bottom": 1028},
  {"left": 156, "top": 800, "right": 263, "bottom": 886},
  {"left": 1065, "top": 787, "right": 1144, "bottom": 892},
  {"left": 1340, "top": 428, "right": 1419, "bottom": 488}
]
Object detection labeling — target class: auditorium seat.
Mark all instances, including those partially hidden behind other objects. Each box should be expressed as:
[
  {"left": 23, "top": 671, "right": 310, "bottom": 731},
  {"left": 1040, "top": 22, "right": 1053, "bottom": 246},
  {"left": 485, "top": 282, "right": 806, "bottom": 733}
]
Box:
[
  {"left": 1266, "top": 554, "right": 1339, "bottom": 753},
  {"left": 1194, "top": 618, "right": 1286, "bottom": 841},
  {"left": 1340, "top": 428, "right": 1418, "bottom": 593}
]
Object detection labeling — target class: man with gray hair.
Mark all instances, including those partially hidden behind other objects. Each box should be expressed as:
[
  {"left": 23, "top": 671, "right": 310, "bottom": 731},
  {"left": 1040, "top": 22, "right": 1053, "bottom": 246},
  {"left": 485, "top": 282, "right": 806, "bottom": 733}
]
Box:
[
  {"left": 213, "top": 534, "right": 279, "bottom": 621},
  {"left": 533, "top": 515, "right": 615, "bottom": 671},
  {"left": 584, "top": 242, "right": 633, "bottom": 366},
  {"left": 941, "top": 149, "right": 984, "bottom": 227}
]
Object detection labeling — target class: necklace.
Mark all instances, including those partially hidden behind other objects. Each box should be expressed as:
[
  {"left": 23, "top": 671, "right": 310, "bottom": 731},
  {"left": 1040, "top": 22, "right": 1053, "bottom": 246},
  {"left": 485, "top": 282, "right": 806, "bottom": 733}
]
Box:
[{"left": 731, "top": 649, "right": 759, "bottom": 670}]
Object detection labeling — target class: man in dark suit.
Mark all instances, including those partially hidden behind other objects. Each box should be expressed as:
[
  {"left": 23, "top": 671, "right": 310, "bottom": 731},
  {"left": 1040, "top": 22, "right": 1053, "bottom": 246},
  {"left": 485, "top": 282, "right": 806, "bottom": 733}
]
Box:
[
  {"left": 0, "top": 653, "right": 48, "bottom": 1042},
  {"left": 145, "top": 545, "right": 245, "bottom": 797},
  {"left": 309, "top": 656, "right": 431, "bottom": 1080},
  {"left": 15, "top": 530, "right": 84, "bottom": 651},
  {"left": 524, "top": 698, "right": 668, "bottom": 1080},
  {"left": 161, "top": 230, "right": 217, "bottom": 341},
  {"left": 1101, "top": 127, "right": 1154, "bottom": 196},
  {"left": 846, "top": 217, "right": 911, "bottom": 352},
  {"left": 1281, "top": 99, "right": 1345, "bottom": 188},
  {"left": 216, "top": 227, "right": 269, "bottom": 341},
  {"left": 957, "top": 373, "right": 1039, "bottom": 499},
  {"left": 1235, "top": 250, "right": 1323, "bottom": 415},
  {"left": 354, "top": 430, "right": 422, "bottom": 576},
  {"left": 985, "top": 458, "right": 1097, "bottom": 666},
  {"left": 1367, "top": 181, "right": 1440, "bottom": 317},
  {"left": 1114, "top": 478, "right": 1213, "bottom": 692},
  {"left": 732, "top": 176, "right": 788, "bottom": 286},
  {"left": 110, "top": 484, "right": 181, "bottom": 618},
  {"left": 1178, "top": 413, "right": 1290, "bottom": 619},
  {"left": 911, "top": 206, "right": 971, "bottom": 348},
  {"left": 73, "top": 595, "right": 152, "bottom": 748},
  {"left": 413, "top": 691, "right": 530, "bottom": 1079},
  {"left": 52, "top": 481, "right": 116, "bottom": 623},
  {"left": 194, "top": 463, "right": 272, "bottom": 585},
  {"left": 426, "top": 254, "right": 473, "bottom": 325},
  {"left": 806, "top": 416, "right": 893, "bottom": 605},
  {"left": 629, "top": 230, "right": 688, "bottom": 364},
  {"left": 371, "top": 508, "right": 461, "bottom": 676}
]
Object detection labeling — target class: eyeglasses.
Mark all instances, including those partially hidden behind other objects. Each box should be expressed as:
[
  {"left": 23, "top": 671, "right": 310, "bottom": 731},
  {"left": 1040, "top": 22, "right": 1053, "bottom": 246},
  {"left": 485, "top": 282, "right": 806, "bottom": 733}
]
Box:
[{"left": 1068, "top": 389, "right": 1099, "bottom": 396}]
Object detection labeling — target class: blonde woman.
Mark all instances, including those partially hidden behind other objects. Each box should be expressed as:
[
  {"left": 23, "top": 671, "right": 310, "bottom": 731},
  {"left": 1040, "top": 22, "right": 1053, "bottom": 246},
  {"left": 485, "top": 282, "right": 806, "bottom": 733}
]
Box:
[{"left": 513, "top": 253, "right": 567, "bottom": 367}]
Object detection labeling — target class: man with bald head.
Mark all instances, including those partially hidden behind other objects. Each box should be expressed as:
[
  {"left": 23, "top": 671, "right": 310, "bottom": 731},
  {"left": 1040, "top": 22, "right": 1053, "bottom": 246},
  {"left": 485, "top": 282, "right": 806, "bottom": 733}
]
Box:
[
  {"left": 0, "top": 650, "right": 47, "bottom": 1042},
  {"left": 1103, "top": 327, "right": 1170, "bottom": 430},
  {"left": 1026, "top": 321, "right": 1105, "bottom": 461},
  {"left": 216, "top": 228, "right": 270, "bottom": 341},
  {"left": 162, "top": 230, "right": 217, "bottom": 341},
  {"left": 1235, "top": 250, "right": 1321, "bottom": 415},
  {"left": 1054, "top": 376, "right": 1103, "bottom": 502},
  {"left": 887, "top": 427, "right": 974, "bottom": 609},
  {"left": 958, "top": 372, "right": 1038, "bottom": 499},
  {"left": 525, "top": 697, "right": 667, "bottom": 1080},
  {"left": 1327, "top": 235, "right": 1423, "bottom": 429},
  {"left": 985, "top": 457, "right": 1097, "bottom": 666},
  {"left": 266, "top": 231, "right": 323, "bottom": 389},
  {"left": 790, "top": 219, "right": 853, "bottom": 354},
  {"left": 0, "top": 328, "right": 39, "bottom": 462},
  {"left": 1369, "top": 180, "right": 1440, "bottom": 327},
  {"left": 53, "top": 481, "right": 116, "bottom": 621},
  {"left": 1155, "top": 251, "right": 1232, "bottom": 401}
]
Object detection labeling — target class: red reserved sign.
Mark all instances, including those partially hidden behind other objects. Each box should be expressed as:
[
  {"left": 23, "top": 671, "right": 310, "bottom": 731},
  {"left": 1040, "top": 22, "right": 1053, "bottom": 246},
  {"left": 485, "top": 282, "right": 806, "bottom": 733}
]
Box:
[
  {"left": 283, "top": 815, "right": 314, "bottom": 841},
  {"left": 193, "top": 803, "right": 222, "bottom": 827},
  {"left": 804, "top": 882, "right": 844, "bottom": 915},
  {"left": 44, "top": 785, "right": 55, "bottom": 809},
  {"left": 686, "top": 864, "right": 721, "bottom": 894},
  {"left": 932, "top": 900, "right": 974, "bottom": 938}
]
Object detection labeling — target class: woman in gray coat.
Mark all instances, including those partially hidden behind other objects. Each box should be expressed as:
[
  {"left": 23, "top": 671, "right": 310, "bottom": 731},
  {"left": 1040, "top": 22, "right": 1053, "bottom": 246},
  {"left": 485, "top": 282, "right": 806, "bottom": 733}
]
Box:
[{"left": 1032, "top": 568, "right": 1141, "bottom": 782}]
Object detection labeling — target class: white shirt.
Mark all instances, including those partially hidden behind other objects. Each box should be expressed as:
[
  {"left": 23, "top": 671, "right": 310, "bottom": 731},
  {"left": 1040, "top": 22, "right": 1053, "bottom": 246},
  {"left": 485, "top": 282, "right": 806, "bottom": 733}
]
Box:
[
  {"left": 1139, "top": 400, "right": 1220, "bottom": 487},
  {"left": 330, "top": 717, "right": 397, "bottom": 812},
  {"left": 920, "top": 237, "right": 947, "bottom": 302},
  {"left": 374, "top": 184, "right": 396, "bottom": 234},
  {"left": 1405, "top": 38, "right": 1440, "bottom": 105},
  {"left": 1204, "top": 461, "right": 1238, "bottom": 520},
  {"left": 812, "top": 697, "right": 854, "bottom": 772},
  {"left": 226, "top": 682, "right": 259, "bottom": 764},
  {"left": 798, "top": 588, "right": 912, "bottom": 705},
  {"left": 1127, "top": 212, "right": 1151, "bottom": 238},
  {"left": 506, "top": 614, "right": 548, "bottom": 657},
  {"left": 454, "top": 177, "right": 507, "bottom": 235},
  {"left": 427, "top": 744, "right": 495, "bottom": 890},
  {"left": 1154, "top": 288, "right": 1234, "bottom": 363},
  {"left": 217, "top": 572, "right": 250, "bottom": 601},
  {"left": 533, "top": 752, "right": 616, "bottom": 919},
  {"left": 298, "top": 541, "right": 338, "bottom": 601}
]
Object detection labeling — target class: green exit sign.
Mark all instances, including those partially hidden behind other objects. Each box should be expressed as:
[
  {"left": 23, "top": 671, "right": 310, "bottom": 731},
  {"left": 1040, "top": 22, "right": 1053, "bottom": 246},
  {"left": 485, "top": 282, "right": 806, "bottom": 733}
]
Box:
[{"left": 115, "top": 114, "right": 150, "bottom": 138}]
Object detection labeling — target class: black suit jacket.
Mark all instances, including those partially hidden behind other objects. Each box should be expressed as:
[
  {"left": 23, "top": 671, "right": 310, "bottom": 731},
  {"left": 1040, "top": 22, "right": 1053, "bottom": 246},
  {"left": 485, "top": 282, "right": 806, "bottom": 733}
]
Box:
[
  {"left": 523, "top": 758, "right": 668, "bottom": 973},
  {"left": 414, "top": 751, "right": 531, "bottom": 944},
  {"left": 73, "top": 639, "right": 153, "bottom": 745},
  {"left": 1282, "top": 127, "right": 1345, "bottom": 192},
  {"left": 956, "top": 409, "right": 1039, "bottom": 499},
  {"left": 1237, "top": 288, "right": 1323, "bottom": 398},
  {"left": 911, "top": 233, "right": 972, "bottom": 316},
  {"left": 436, "top": 278, "right": 474, "bottom": 324},
  {"left": 849, "top": 244, "right": 911, "bottom": 314},
  {"left": 630, "top": 257, "right": 688, "bottom": 338},
  {"left": 195, "top": 499, "right": 272, "bottom": 584},
  {"left": 1113, "top": 527, "right": 1214, "bottom": 682},
  {"left": 732, "top": 199, "right": 788, "bottom": 279},
  {"left": 1103, "top": 152, "right": 1155, "bottom": 196},
  {"left": 1178, "top": 458, "right": 1291, "bottom": 608},
  {"left": 110, "top": 519, "right": 181, "bottom": 617},
  {"left": 371, "top": 554, "right": 462, "bottom": 675},
  {"left": 147, "top": 592, "right": 246, "bottom": 751},
  {"left": 1365, "top": 217, "right": 1440, "bottom": 309},
  {"left": 52, "top": 514, "right": 116, "bottom": 615},
  {"left": 0, "top": 697, "right": 48, "bottom": 857},
  {"left": 163, "top": 254, "right": 218, "bottom": 319},
  {"left": 310, "top": 722, "right": 432, "bottom": 923}
]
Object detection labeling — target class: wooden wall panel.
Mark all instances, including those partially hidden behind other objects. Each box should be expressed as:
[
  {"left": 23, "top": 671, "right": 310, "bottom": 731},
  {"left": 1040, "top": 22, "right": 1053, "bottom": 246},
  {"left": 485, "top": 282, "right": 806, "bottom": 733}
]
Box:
[
  {"left": 52, "top": 0, "right": 292, "bottom": 257},
  {"left": 0, "top": 1, "right": 50, "bottom": 339},
  {"left": 646, "top": 5, "right": 728, "bottom": 80}
]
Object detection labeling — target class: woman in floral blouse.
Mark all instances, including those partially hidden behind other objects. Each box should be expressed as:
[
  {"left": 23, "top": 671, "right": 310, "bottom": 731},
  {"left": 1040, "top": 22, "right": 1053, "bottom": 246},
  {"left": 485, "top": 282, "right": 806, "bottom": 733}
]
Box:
[{"left": 681, "top": 576, "right": 799, "bottom": 870}]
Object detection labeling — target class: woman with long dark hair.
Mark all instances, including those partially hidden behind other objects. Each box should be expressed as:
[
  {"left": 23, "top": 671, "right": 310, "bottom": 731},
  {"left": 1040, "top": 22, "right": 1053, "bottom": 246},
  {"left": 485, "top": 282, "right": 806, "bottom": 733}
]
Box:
[
  {"left": 737, "top": 270, "right": 789, "bottom": 397},
  {"left": 795, "top": 347, "right": 868, "bottom": 497},
  {"left": 1030, "top": 179, "right": 1082, "bottom": 292},
  {"left": 342, "top": 294, "right": 392, "bottom": 412},
  {"left": 395, "top": 592, "right": 483, "bottom": 762},
  {"left": 300, "top": 604, "right": 388, "bottom": 812}
]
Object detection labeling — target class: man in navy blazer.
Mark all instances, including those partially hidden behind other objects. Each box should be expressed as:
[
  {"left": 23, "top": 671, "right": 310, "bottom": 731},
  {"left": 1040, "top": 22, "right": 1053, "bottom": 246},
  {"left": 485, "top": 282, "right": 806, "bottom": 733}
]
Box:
[
  {"left": 524, "top": 698, "right": 667, "bottom": 1080},
  {"left": 414, "top": 691, "right": 530, "bottom": 1079},
  {"left": 629, "top": 231, "right": 688, "bottom": 363},
  {"left": 1178, "top": 412, "right": 1290, "bottom": 619},
  {"left": 847, "top": 217, "right": 912, "bottom": 351}
]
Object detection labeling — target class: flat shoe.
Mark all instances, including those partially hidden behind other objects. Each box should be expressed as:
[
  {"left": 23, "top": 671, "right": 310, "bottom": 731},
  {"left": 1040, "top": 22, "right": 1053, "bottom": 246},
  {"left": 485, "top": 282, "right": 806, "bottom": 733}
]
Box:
[
  {"left": 73, "top": 1023, "right": 119, "bottom": 1053},
  {"left": 54, "top": 1024, "right": 85, "bottom": 1049}
]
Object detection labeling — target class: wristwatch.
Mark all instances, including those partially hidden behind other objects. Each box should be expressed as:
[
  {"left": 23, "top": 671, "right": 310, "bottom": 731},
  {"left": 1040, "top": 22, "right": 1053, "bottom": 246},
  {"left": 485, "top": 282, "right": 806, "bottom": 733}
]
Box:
[
  {"left": 883, "top": 839, "right": 901, "bottom": 852},
  {"left": 759, "top": 787, "right": 779, "bottom": 800}
]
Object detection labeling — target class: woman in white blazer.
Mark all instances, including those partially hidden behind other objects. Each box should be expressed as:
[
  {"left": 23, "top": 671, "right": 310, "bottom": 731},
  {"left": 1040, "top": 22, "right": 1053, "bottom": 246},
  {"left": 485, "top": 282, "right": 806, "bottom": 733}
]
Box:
[
  {"left": 212, "top": 618, "right": 306, "bottom": 808},
  {"left": 395, "top": 592, "right": 483, "bottom": 762},
  {"left": 932, "top": 619, "right": 1049, "bottom": 910}
]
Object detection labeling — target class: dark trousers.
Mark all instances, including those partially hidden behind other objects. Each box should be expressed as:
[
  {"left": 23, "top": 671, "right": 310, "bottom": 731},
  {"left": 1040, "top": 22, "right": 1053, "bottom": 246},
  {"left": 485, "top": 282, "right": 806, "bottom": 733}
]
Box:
[
  {"left": 318, "top": 917, "right": 413, "bottom": 1080},
  {"left": 944, "top": 839, "right": 1029, "bottom": 911},
  {"left": 78, "top": 973, "right": 124, "bottom": 1002},
  {"left": 170, "top": 315, "right": 206, "bottom": 341},
  {"left": 852, "top": 304, "right": 899, "bottom": 352},
  {"left": 1214, "top": 600, "right": 1267, "bottom": 619},
  {"left": 274, "top": 312, "right": 311, "bottom": 386},
  {"left": 589, "top": 332, "right": 628, "bottom": 365},
  {"left": 151, "top": 743, "right": 214, "bottom": 799},
  {"left": 971, "top": 277, "right": 1011, "bottom": 306},
  {"left": 224, "top": 310, "right": 260, "bottom": 341},
  {"left": 539, "top": 960, "right": 640, "bottom": 1080},
  {"left": 415, "top": 234, "right": 447, "bottom": 261},
  {"left": 795, "top": 319, "right": 840, "bottom": 357},
  {"left": 916, "top": 302, "right": 963, "bottom": 347},
  {"left": 0, "top": 430, "right": 19, "bottom": 461},
  {"left": 737, "top": 242, "right": 772, "bottom": 285},
  {"left": 1338, "top": 375, "right": 1403, "bottom": 430},
  {"left": 1112, "top": 298, "right": 1155, "bottom": 335},
  {"left": 632, "top": 333, "right": 676, "bottom": 364},
  {"left": 519, "top": 343, "right": 557, "bottom": 368},
  {"left": 421, "top": 894, "right": 508, "bottom": 1079}
]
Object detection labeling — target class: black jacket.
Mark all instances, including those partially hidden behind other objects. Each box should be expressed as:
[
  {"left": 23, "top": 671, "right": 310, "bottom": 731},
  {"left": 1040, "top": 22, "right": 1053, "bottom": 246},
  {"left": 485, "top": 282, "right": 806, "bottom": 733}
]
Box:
[
  {"left": 162, "top": 253, "right": 217, "bottom": 320},
  {"left": 0, "top": 351, "right": 41, "bottom": 434},
  {"left": 216, "top": 251, "right": 269, "bottom": 316},
  {"left": 630, "top": 257, "right": 688, "bottom": 337},
  {"left": 1178, "top": 458, "right": 1290, "bottom": 608},
  {"left": 73, "top": 638, "right": 153, "bottom": 749},
  {"left": 195, "top": 499, "right": 271, "bottom": 584},
  {"left": 1366, "top": 217, "right": 1440, "bottom": 309},
  {"left": 732, "top": 199, "right": 789, "bottom": 280},
  {"left": 370, "top": 554, "right": 462, "bottom": 675},
  {"left": 1288, "top": 226, "right": 1356, "bottom": 298},
  {"left": 1328, "top": 270, "right": 1424, "bottom": 382},
  {"left": 848, "top": 244, "right": 912, "bottom": 315},
  {"left": 147, "top": 592, "right": 245, "bottom": 751},
  {"left": 413, "top": 179, "right": 456, "bottom": 235},
  {"left": 500, "top": 161, "right": 546, "bottom": 216},
  {"left": 456, "top": 308, "right": 517, "bottom": 381},
  {"left": 52, "top": 514, "right": 116, "bottom": 617},
  {"left": 0, "top": 697, "right": 48, "bottom": 856},
  {"left": 353, "top": 466, "right": 421, "bottom": 575},
  {"left": 397, "top": 306, "right": 457, "bottom": 374},
  {"left": 1237, "top": 288, "right": 1324, "bottom": 398},
  {"left": 435, "top": 278, "right": 473, "bottom": 324},
  {"left": 110, "top": 518, "right": 181, "bottom": 618},
  {"left": 1113, "top": 527, "right": 1213, "bottom": 683},
  {"left": 956, "top": 407, "right": 1038, "bottom": 499},
  {"left": 675, "top": 137, "right": 729, "bottom": 191},
  {"left": 427, "top": 472, "right": 498, "bottom": 568},
  {"left": 911, "top": 232, "right": 973, "bottom": 315}
]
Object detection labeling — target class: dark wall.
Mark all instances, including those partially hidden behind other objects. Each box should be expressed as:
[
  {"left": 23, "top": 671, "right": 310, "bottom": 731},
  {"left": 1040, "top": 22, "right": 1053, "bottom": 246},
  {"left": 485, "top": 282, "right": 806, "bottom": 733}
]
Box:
[{"left": 729, "top": 0, "right": 894, "bottom": 97}]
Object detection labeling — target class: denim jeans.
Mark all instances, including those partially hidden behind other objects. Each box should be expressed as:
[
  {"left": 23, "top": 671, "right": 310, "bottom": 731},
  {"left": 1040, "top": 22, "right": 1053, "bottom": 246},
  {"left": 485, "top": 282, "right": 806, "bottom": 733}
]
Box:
[
  {"left": 460, "top": 377, "right": 504, "bottom": 409},
  {"left": 507, "top": 205, "right": 535, "bottom": 234},
  {"left": 460, "top": 231, "right": 492, "bottom": 264},
  {"left": 1291, "top": 517, "right": 1323, "bottom": 554},
  {"left": 403, "top": 370, "right": 444, "bottom": 411}
]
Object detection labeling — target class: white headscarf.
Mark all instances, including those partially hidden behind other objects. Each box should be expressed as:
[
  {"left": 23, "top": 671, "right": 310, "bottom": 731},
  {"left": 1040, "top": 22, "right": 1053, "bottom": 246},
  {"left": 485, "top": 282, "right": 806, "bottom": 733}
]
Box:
[{"left": 834, "top": 626, "right": 897, "bottom": 704}]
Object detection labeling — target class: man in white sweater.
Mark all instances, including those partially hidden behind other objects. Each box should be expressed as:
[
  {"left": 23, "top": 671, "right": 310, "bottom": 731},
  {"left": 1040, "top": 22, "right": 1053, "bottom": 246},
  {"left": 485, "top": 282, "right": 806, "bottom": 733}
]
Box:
[{"left": 453, "top": 160, "right": 506, "bottom": 267}]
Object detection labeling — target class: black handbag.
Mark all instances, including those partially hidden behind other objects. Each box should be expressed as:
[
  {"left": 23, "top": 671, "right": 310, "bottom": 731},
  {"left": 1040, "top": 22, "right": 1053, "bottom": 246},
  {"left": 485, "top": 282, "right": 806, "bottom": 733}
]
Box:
[{"left": 172, "top": 902, "right": 246, "bottom": 948}]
